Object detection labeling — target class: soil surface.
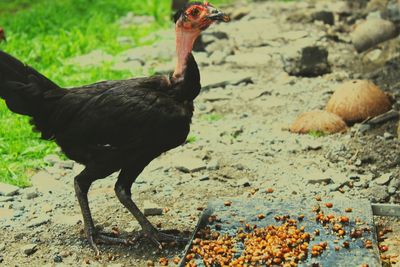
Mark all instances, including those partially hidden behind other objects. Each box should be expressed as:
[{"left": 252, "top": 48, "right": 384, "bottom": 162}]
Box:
[{"left": 1, "top": 0, "right": 400, "bottom": 266}]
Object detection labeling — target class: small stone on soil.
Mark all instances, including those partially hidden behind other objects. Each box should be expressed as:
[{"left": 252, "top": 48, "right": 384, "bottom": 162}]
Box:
[
  {"left": 26, "top": 216, "right": 50, "bottom": 228},
  {"left": 143, "top": 201, "right": 163, "bottom": 216},
  {"left": 374, "top": 173, "right": 393, "bottom": 186},
  {"left": 54, "top": 255, "right": 63, "bottom": 263},
  {"left": 20, "top": 244, "right": 37, "bottom": 256}
]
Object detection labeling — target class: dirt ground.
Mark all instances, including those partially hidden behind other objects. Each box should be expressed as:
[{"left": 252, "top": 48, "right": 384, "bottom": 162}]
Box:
[{"left": 0, "top": 0, "right": 399, "bottom": 266}]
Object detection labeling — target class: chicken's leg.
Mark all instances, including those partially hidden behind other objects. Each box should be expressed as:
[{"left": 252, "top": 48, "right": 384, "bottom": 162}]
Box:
[
  {"left": 74, "top": 168, "right": 128, "bottom": 255},
  {"left": 115, "top": 167, "right": 188, "bottom": 248}
]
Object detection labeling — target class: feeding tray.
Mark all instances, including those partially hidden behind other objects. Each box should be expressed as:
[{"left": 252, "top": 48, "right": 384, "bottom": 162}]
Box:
[{"left": 179, "top": 198, "right": 381, "bottom": 267}]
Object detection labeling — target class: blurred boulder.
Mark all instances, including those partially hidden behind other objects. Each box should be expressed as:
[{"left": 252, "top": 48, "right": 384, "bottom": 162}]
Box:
[
  {"left": 351, "top": 18, "right": 398, "bottom": 52},
  {"left": 312, "top": 11, "right": 335, "bottom": 25},
  {"left": 283, "top": 46, "right": 331, "bottom": 77}
]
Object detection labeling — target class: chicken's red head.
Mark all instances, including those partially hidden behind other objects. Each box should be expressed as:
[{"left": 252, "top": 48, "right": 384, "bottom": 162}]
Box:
[{"left": 173, "top": 1, "right": 230, "bottom": 32}]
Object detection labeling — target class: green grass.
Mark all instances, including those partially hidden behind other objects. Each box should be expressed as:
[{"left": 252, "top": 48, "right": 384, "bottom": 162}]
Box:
[
  {"left": 185, "top": 135, "right": 198, "bottom": 144},
  {"left": 0, "top": 0, "right": 232, "bottom": 187},
  {"left": 201, "top": 113, "right": 224, "bottom": 122},
  {"left": 308, "top": 130, "right": 327, "bottom": 138}
]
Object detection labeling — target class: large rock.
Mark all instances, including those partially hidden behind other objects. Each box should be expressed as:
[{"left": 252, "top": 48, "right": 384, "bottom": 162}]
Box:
[
  {"left": 283, "top": 46, "right": 331, "bottom": 77},
  {"left": 351, "top": 18, "right": 398, "bottom": 53}
]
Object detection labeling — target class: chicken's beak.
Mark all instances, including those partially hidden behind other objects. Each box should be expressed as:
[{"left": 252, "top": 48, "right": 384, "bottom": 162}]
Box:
[{"left": 207, "top": 9, "right": 230, "bottom": 22}]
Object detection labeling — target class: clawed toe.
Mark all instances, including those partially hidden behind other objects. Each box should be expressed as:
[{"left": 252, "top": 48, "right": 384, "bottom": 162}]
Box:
[{"left": 86, "top": 232, "right": 131, "bottom": 255}]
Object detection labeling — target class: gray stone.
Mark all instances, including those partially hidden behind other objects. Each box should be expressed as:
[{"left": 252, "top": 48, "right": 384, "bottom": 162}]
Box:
[
  {"left": 27, "top": 216, "right": 50, "bottom": 228},
  {"left": 307, "top": 175, "right": 332, "bottom": 185},
  {"left": 0, "top": 196, "right": 14, "bottom": 202},
  {"left": 113, "top": 60, "right": 143, "bottom": 71},
  {"left": 237, "top": 178, "right": 251, "bottom": 187},
  {"left": 118, "top": 12, "right": 154, "bottom": 27},
  {"left": 199, "top": 175, "right": 210, "bottom": 181},
  {"left": 365, "top": 49, "right": 383, "bottom": 62},
  {"left": 209, "top": 50, "right": 227, "bottom": 65},
  {"left": 388, "top": 176, "right": 400, "bottom": 194},
  {"left": 118, "top": 39, "right": 175, "bottom": 63},
  {"left": 283, "top": 46, "right": 331, "bottom": 77},
  {"left": 175, "top": 157, "right": 206, "bottom": 173},
  {"left": 21, "top": 244, "right": 37, "bottom": 256},
  {"left": 225, "top": 50, "right": 271, "bottom": 67},
  {"left": 0, "top": 183, "right": 19, "bottom": 196},
  {"left": 201, "top": 69, "right": 252, "bottom": 90},
  {"left": 374, "top": 173, "right": 393, "bottom": 185},
  {"left": 43, "top": 154, "right": 61, "bottom": 165},
  {"left": 280, "top": 31, "right": 309, "bottom": 41},
  {"left": 30, "top": 171, "right": 63, "bottom": 194},
  {"left": 312, "top": 11, "right": 334, "bottom": 25},
  {"left": 351, "top": 18, "right": 398, "bottom": 53},
  {"left": 368, "top": 185, "right": 390, "bottom": 203},
  {"left": 25, "top": 190, "right": 39, "bottom": 200},
  {"left": 56, "top": 161, "right": 74, "bottom": 170},
  {"left": 67, "top": 50, "right": 113, "bottom": 67},
  {"left": 383, "top": 132, "right": 394, "bottom": 140},
  {"left": 143, "top": 201, "right": 163, "bottom": 216},
  {"left": 207, "top": 160, "right": 220, "bottom": 171}
]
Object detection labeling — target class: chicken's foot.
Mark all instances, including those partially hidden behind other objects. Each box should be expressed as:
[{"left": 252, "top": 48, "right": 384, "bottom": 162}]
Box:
[
  {"left": 75, "top": 168, "right": 129, "bottom": 255},
  {"left": 115, "top": 167, "right": 189, "bottom": 249}
]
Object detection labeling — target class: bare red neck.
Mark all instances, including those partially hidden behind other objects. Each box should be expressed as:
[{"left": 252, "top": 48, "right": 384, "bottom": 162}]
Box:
[{"left": 173, "top": 26, "right": 200, "bottom": 78}]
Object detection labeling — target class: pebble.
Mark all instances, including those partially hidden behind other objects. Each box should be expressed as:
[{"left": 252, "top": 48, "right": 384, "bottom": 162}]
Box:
[
  {"left": 43, "top": 154, "right": 61, "bottom": 165},
  {"left": 383, "top": 132, "right": 394, "bottom": 140},
  {"left": 0, "top": 183, "right": 20, "bottom": 196},
  {"left": 175, "top": 157, "right": 206, "bottom": 173},
  {"left": 199, "top": 175, "right": 210, "bottom": 181},
  {"left": 374, "top": 173, "right": 393, "bottom": 185},
  {"left": 56, "top": 161, "right": 74, "bottom": 170},
  {"left": 368, "top": 185, "right": 390, "bottom": 203},
  {"left": 312, "top": 10, "right": 334, "bottom": 25},
  {"left": 0, "top": 243, "right": 5, "bottom": 252},
  {"left": 0, "top": 196, "right": 14, "bottom": 202},
  {"left": 25, "top": 191, "right": 39, "bottom": 200},
  {"left": 27, "top": 216, "right": 50, "bottom": 228},
  {"left": 53, "top": 255, "right": 63, "bottom": 263},
  {"left": 20, "top": 244, "right": 37, "bottom": 256},
  {"left": 388, "top": 176, "right": 400, "bottom": 195},
  {"left": 207, "top": 160, "right": 220, "bottom": 171},
  {"left": 237, "top": 178, "right": 251, "bottom": 187},
  {"left": 143, "top": 201, "right": 163, "bottom": 216}
]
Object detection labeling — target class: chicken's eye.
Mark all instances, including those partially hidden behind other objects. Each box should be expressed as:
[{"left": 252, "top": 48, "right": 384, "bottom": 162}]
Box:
[{"left": 190, "top": 8, "right": 200, "bottom": 17}]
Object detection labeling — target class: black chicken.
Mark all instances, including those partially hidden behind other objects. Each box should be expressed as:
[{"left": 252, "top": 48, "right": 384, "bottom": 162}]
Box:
[{"left": 0, "top": 2, "right": 229, "bottom": 254}]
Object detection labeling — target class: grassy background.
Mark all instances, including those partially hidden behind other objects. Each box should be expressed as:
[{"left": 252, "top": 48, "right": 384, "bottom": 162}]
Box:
[{"left": 0, "top": 0, "right": 232, "bottom": 187}]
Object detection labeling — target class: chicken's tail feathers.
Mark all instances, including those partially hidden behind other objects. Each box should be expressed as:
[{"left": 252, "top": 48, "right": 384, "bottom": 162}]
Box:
[{"left": 0, "top": 50, "right": 62, "bottom": 116}]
